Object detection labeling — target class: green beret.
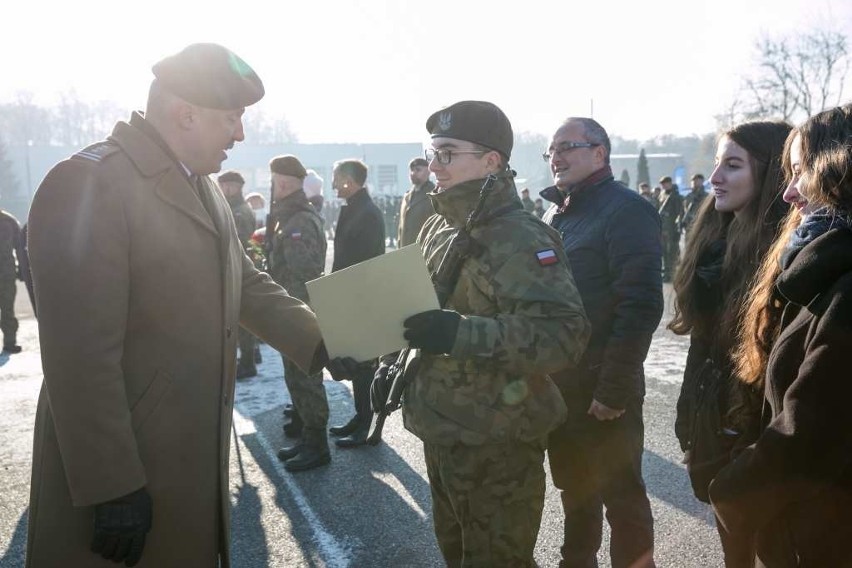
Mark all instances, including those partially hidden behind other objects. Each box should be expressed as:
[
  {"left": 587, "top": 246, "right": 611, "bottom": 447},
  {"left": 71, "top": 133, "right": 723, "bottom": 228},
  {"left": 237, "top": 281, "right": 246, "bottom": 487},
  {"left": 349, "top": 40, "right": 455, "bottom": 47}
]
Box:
[
  {"left": 217, "top": 170, "right": 245, "bottom": 185},
  {"left": 270, "top": 155, "right": 307, "bottom": 179},
  {"left": 426, "top": 100, "right": 513, "bottom": 160},
  {"left": 659, "top": 176, "right": 672, "bottom": 184},
  {"left": 152, "top": 43, "right": 264, "bottom": 109}
]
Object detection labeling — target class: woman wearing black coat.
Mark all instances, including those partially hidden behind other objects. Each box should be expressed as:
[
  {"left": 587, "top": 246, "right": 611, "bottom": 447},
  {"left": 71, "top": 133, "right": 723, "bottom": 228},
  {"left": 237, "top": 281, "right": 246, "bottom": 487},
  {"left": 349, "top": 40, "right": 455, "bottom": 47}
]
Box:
[{"left": 710, "top": 104, "right": 852, "bottom": 567}]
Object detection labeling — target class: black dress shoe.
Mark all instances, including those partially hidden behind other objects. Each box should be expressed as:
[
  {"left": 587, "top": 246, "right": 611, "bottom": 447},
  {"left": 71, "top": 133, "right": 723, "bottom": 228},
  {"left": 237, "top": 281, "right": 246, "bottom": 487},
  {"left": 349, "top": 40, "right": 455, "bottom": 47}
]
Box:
[
  {"left": 329, "top": 415, "right": 360, "bottom": 437},
  {"left": 335, "top": 424, "right": 369, "bottom": 448},
  {"left": 277, "top": 443, "right": 302, "bottom": 461},
  {"left": 3, "top": 344, "right": 22, "bottom": 354}
]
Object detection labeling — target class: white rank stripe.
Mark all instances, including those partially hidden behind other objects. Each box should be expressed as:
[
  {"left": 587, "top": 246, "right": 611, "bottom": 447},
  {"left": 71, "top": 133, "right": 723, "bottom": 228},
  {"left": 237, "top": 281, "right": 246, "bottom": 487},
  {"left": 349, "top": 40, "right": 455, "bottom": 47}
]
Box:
[{"left": 232, "top": 410, "right": 354, "bottom": 567}]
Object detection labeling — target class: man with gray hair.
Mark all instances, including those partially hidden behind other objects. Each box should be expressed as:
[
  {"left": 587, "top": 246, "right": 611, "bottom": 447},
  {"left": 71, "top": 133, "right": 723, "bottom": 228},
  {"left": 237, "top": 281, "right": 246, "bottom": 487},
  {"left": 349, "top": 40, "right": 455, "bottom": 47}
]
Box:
[{"left": 541, "top": 117, "right": 662, "bottom": 568}]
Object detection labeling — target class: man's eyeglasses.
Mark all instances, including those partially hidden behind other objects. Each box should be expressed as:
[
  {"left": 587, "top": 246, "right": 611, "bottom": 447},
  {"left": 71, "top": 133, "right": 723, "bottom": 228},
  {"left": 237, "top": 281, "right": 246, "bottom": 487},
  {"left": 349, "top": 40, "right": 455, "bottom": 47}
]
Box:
[
  {"left": 425, "top": 148, "right": 487, "bottom": 165},
  {"left": 542, "top": 142, "right": 598, "bottom": 162}
]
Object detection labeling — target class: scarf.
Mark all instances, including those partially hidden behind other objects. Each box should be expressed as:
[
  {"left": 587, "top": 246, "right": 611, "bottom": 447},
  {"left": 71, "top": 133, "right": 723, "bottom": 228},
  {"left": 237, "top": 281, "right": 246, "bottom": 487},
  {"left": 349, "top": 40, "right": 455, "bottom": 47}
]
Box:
[{"left": 782, "top": 206, "right": 852, "bottom": 269}]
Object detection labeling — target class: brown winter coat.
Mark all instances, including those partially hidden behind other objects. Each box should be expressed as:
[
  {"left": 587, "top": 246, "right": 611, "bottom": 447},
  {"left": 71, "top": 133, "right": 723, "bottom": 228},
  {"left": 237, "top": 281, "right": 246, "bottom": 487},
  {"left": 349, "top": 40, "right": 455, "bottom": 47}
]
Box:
[
  {"left": 710, "top": 228, "right": 852, "bottom": 567},
  {"left": 25, "top": 113, "right": 323, "bottom": 567}
]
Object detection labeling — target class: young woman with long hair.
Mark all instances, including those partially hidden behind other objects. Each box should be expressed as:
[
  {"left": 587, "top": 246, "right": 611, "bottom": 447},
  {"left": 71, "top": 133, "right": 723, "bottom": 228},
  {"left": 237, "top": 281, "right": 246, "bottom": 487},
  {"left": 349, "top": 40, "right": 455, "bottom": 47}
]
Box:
[
  {"left": 710, "top": 104, "right": 852, "bottom": 567},
  {"left": 668, "top": 120, "right": 792, "bottom": 564}
]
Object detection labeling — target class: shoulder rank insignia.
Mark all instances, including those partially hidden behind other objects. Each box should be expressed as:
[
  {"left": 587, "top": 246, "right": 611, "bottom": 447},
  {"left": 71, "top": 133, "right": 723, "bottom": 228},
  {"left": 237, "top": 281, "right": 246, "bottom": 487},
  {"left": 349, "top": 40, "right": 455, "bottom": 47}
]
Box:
[
  {"left": 72, "top": 140, "right": 120, "bottom": 163},
  {"left": 536, "top": 248, "right": 558, "bottom": 266},
  {"left": 290, "top": 232, "right": 302, "bottom": 240}
]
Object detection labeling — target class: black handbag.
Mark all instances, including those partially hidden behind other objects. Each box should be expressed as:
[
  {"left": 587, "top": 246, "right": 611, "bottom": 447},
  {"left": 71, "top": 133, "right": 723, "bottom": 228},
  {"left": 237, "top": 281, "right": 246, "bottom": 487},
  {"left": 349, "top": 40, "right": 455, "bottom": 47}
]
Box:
[{"left": 686, "top": 358, "right": 739, "bottom": 503}]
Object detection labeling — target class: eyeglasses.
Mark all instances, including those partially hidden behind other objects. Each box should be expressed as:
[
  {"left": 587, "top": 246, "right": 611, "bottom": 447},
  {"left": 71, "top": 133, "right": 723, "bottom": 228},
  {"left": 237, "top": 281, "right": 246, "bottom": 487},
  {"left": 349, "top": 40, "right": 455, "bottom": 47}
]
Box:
[
  {"left": 425, "top": 148, "right": 488, "bottom": 165},
  {"left": 542, "top": 142, "right": 598, "bottom": 162}
]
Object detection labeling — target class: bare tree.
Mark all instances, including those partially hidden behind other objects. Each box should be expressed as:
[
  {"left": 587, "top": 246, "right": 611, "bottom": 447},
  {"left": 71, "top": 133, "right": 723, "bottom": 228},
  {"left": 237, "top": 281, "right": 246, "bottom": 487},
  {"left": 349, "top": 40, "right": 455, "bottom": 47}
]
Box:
[
  {"left": 242, "top": 109, "right": 298, "bottom": 144},
  {"left": 733, "top": 28, "right": 849, "bottom": 123}
]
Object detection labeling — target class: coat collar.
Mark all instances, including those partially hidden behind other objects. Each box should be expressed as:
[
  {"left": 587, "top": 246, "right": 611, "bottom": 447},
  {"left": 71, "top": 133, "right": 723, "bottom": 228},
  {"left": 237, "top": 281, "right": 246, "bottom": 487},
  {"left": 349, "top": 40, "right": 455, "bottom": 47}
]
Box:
[
  {"left": 110, "top": 113, "right": 217, "bottom": 236},
  {"left": 776, "top": 228, "right": 852, "bottom": 305},
  {"left": 429, "top": 171, "right": 519, "bottom": 228}
]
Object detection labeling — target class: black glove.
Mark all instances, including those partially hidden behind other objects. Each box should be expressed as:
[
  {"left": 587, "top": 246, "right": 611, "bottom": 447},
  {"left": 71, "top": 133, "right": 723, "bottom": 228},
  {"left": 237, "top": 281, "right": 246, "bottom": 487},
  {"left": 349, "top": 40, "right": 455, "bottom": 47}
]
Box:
[
  {"left": 370, "top": 362, "right": 393, "bottom": 413},
  {"left": 326, "top": 356, "right": 363, "bottom": 381},
  {"left": 91, "top": 487, "right": 152, "bottom": 567},
  {"left": 403, "top": 309, "right": 461, "bottom": 355}
]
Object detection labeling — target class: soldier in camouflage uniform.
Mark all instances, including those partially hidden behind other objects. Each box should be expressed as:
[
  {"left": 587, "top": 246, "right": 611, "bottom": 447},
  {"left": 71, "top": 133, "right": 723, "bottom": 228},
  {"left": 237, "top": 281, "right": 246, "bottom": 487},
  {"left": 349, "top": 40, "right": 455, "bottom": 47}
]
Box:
[
  {"left": 681, "top": 173, "right": 708, "bottom": 239},
  {"left": 0, "top": 209, "right": 22, "bottom": 353},
  {"left": 266, "top": 155, "right": 331, "bottom": 472},
  {"left": 378, "top": 101, "right": 590, "bottom": 566},
  {"left": 218, "top": 170, "right": 259, "bottom": 378}
]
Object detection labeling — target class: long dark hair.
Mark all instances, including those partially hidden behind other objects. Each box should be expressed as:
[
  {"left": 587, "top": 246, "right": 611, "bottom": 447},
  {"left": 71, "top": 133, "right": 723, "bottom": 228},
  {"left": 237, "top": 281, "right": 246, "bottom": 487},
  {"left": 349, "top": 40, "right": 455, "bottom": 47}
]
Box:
[
  {"left": 735, "top": 103, "right": 852, "bottom": 385},
  {"left": 668, "top": 121, "right": 792, "bottom": 361}
]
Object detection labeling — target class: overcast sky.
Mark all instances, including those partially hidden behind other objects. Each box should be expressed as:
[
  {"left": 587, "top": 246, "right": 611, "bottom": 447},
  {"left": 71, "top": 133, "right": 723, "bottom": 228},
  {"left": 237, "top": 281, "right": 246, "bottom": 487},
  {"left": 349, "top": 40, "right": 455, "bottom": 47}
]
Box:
[{"left": 4, "top": 0, "right": 851, "bottom": 143}]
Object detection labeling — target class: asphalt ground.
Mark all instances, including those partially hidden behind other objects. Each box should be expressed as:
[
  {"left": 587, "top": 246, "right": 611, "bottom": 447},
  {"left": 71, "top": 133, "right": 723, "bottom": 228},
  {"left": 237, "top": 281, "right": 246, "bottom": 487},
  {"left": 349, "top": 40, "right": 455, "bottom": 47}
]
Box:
[{"left": 0, "top": 273, "right": 724, "bottom": 567}]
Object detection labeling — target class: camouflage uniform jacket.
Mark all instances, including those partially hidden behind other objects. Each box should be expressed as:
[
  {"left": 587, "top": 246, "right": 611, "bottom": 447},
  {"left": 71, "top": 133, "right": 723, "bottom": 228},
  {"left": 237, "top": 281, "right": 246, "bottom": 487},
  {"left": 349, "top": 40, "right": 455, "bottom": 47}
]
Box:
[
  {"left": 0, "top": 210, "right": 21, "bottom": 279},
  {"left": 227, "top": 194, "right": 256, "bottom": 247},
  {"left": 269, "top": 191, "right": 326, "bottom": 302},
  {"left": 402, "top": 174, "right": 590, "bottom": 446}
]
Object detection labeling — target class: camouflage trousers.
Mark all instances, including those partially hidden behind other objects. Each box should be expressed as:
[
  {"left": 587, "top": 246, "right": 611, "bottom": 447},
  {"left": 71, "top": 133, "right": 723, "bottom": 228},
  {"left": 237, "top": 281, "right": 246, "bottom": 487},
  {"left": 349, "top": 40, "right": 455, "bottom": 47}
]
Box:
[
  {"left": 0, "top": 276, "right": 17, "bottom": 346},
  {"left": 238, "top": 327, "right": 256, "bottom": 364},
  {"left": 282, "top": 356, "right": 329, "bottom": 430},
  {"left": 424, "top": 438, "right": 547, "bottom": 568}
]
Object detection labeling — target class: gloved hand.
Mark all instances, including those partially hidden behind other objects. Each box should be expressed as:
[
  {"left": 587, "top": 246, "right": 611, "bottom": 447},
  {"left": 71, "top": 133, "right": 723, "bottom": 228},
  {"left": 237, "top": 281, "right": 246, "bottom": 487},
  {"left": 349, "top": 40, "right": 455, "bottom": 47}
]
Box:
[
  {"left": 326, "top": 356, "right": 363, "bottom": 381},
  {"left": 403, "top": 309, "right": 461, "bottom": 355},
  {"left": 370, "top": 362, "right": 393, "bottom": 413},
  {"left": 90, "top": 487, "right": 152, "bottom": 567}
]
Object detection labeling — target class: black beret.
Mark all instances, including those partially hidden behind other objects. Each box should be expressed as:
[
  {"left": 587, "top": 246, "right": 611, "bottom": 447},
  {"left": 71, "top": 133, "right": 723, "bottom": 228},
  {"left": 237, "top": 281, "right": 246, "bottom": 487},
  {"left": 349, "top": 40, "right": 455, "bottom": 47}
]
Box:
[
  {"left": 426, "top": 100, "right": 513, "bottom": 160},
  {"left": 217, "top": 170, "right": 245, "bottom": 185},
  {"left": 270, "top": 155, "right": 307, "bottom": 179},
  {"left": 152, "top": 43, "right": 264, "bottom": 109}
]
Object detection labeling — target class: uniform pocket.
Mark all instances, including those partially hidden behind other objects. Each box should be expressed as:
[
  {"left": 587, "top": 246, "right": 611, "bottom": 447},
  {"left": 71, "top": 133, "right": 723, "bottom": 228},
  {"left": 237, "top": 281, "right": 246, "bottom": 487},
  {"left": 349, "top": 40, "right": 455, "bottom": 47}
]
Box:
[{"left": 130, "top": 369, "right": 173, "bottom": 432}]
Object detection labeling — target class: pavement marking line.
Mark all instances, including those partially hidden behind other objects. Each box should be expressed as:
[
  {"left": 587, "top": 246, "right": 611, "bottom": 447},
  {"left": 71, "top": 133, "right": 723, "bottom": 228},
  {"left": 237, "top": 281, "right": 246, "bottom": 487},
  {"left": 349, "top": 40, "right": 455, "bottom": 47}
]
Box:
[{"left": 232, "top": 410, "right": 354, "bottom": 568}]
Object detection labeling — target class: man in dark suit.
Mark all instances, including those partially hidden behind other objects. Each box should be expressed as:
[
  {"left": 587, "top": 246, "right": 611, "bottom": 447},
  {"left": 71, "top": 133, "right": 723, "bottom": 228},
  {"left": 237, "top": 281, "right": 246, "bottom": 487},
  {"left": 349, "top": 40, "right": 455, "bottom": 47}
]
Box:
[{"left": 328, "top": 158, "right": 386, "bottom": 446}]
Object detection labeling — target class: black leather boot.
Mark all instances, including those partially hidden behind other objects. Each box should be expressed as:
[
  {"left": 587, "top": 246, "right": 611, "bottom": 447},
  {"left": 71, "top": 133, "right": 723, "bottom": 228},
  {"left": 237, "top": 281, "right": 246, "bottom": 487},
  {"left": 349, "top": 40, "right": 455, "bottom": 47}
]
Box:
[
  {"left": 283, "top": 411, "right": 304, "bottom": 438},
  {"left": 285, "top": 428, "right": 330, "bottom": 472}
]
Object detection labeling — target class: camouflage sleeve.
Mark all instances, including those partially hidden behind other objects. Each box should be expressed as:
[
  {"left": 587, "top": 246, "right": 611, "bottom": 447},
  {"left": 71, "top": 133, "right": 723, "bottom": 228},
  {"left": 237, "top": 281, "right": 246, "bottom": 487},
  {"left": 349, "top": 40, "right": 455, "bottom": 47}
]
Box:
[{"left": 449, "top": 247, "right": 590, "bottom": 376}]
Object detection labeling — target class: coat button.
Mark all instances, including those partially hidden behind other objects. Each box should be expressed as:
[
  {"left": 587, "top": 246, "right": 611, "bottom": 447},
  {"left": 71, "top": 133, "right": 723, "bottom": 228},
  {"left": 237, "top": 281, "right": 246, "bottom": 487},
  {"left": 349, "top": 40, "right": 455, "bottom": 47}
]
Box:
[{"left": 226, "top": 327, "right": 233, "bottom": 338}]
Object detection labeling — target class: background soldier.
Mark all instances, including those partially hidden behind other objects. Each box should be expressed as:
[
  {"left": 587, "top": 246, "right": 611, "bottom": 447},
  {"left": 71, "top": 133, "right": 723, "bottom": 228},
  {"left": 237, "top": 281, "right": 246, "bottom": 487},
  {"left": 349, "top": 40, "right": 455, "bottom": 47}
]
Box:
[
  {"left": 520, "top": 187, "right": 536, "bottom": 213},
  {"left": 376, "top": 100, "right": 589, "bottom": 566},
  {"left": 0, "top": 208, "right": 22, "bottom": 353},
  {"left": 397, "top": 157, "right": 435, "bottom": 247},
  {"left": 681, "top": 173, "right": 708, "bottom": 238},
  {"left": 219, "top": 170, "right": 259, "bottom": 379},
  {"left": 329, "top": 159, "right": 385, "bottom": 447},
  {"left": 265, "top": 155, "right": 331, "bottom": 472},
  {"left": 658, "top": 176, "right": 684, "bottom": 282}
]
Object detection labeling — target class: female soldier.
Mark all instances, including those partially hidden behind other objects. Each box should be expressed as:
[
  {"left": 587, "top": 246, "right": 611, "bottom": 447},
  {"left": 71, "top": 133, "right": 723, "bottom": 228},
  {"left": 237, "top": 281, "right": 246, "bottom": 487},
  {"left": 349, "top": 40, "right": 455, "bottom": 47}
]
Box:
[
  {"left": 669, "top": 120, "right": 791, "bottom": 564},
  {"left": 710, "top": 104, "right": 852, "bottom": 567}
]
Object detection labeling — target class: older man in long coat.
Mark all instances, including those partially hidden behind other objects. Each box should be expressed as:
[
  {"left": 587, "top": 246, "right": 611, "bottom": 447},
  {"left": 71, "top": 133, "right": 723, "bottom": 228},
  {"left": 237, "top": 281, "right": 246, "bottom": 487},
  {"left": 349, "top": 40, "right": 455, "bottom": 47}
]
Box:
[{"left": 25, "top": 44, "right": 327, "bottom": 567}]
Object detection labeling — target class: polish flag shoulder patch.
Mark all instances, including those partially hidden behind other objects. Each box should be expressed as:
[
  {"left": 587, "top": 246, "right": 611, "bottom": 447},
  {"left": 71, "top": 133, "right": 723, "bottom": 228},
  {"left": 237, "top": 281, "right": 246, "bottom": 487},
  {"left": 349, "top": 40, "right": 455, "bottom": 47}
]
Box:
[
  {"left": 536, "top": 248, "right": 559, "bottom": 266},
  {"left": 290, "top": 232, "right": 302, "bottom": 240}
]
